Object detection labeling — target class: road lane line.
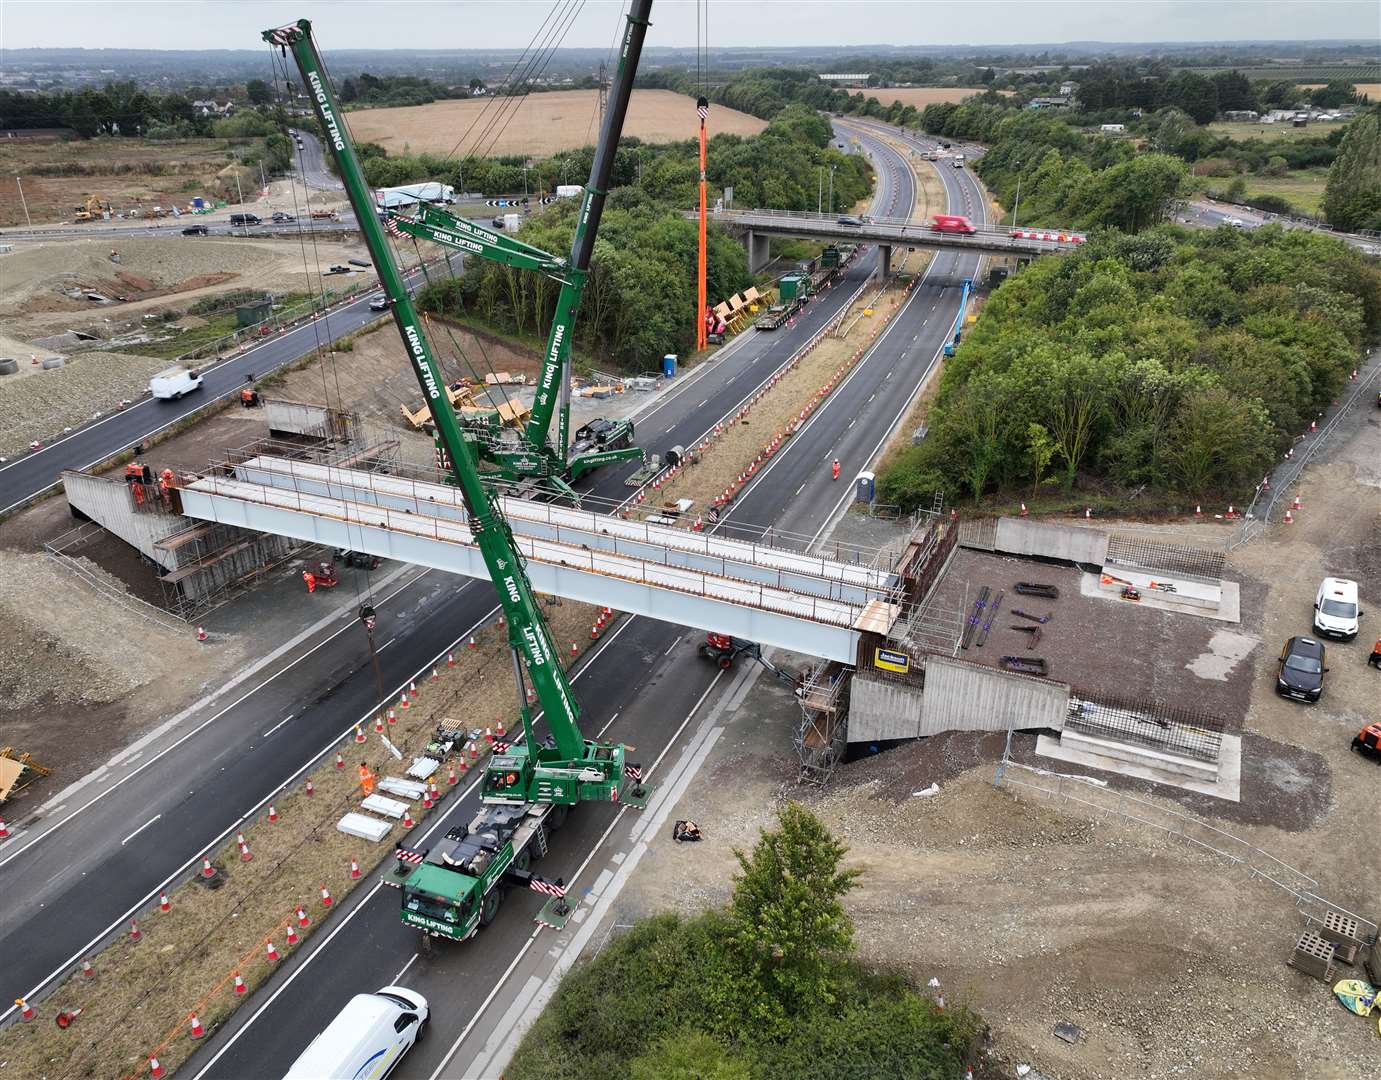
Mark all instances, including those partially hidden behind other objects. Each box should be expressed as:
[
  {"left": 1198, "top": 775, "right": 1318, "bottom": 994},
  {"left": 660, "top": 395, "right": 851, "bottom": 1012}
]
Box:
[
  {"left": 120, "top": 816, "right": 161, "bottom": 847},
  {"left": 392, "top": 953, "right": 419, "bottom": 984},
  {"left": 377, "top": 636, "right": 397, "bottom": 652},
  {"left": 262, "top": 716, "right": 294, "bottom": 739}
]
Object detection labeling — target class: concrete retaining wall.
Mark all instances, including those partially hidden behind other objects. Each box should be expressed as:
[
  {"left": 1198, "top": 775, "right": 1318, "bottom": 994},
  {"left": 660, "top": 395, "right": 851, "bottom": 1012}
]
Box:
[
  {"left": 848, "top": 656, "right": 1069, "bottom": 743},
  {"left": 994, "top": 517, "right": 1108, "bottom": 566}
]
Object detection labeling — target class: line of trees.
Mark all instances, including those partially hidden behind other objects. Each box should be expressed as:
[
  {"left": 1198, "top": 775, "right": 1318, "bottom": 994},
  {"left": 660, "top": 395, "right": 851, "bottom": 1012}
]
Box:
[
  {"left": 879, "top": 227, "right": 1381, "bottom": 510},
  {"left": 0, "top": 83, "right": 228, "bottom": 138},
  {"left": 1074, "top": 64, "right": 1364, "bottom": 122},
  {"left": 507, "top": 804, "right": 982, "bottom": 1080}
]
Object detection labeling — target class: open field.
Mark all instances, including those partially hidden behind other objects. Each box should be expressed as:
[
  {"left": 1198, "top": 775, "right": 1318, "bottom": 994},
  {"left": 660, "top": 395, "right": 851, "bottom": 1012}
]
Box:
[
  {"left": 1240, "top": 170, "right": 1329, "bottom": 215},
  {"left": 1296, "top": 82, "right": 1381, "bottom": 96},
  {"left": 346, "top": 89, "right": 766, "bottom": 157},
  {"left": 859, "top": 87, "right": 1008, "bottom": 107},
  {"left": 1205, "top": 119, "right": 1354, "bottom": 143},
  {"left": 0, "top": 136, "right": 245, "bottom": 227}
]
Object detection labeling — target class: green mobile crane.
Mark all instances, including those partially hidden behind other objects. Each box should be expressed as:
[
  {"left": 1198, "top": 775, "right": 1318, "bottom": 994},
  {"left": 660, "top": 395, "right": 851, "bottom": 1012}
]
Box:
[
  {"left": 265, "top": 5, "right": 653, "bottom": 943},
  {"left": 380, "top": 25, "right": 650, "bottom": 500}
]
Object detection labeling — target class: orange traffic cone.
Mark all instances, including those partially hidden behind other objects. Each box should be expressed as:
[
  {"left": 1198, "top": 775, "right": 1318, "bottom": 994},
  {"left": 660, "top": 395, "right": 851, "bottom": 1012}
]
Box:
[
  {"left": 286, "top": 924, "right": 299, "bottom": 947},
  {"left": 350, "top": 858, "right": 361, "bottom": 880},
  {"left": 320, "top": 884, "right": 333, "bottom": 908},
  {"left": 402, "top": 807, "right": 414, "bottom": 828},
  {"left": 159, "top": 891, "right": 170, "bottom": 913},
  {"left": 149, "top": 1056, "right": 164, "bottom": 1078},
  {"left": 233, "top": 972, "right": 247, "bottom": 995},
  {"left": 305, "top": 780, "right": 314, "bottom": 798},
  {"left": 468, "top": 636, "right": 477, "bottom": 650},
  {"left": 335, "top": 752, "right": 345, "bottom": 769},
  {"left": 190, "top": 1013, "right": 205, "bottom": 1039},
  {"left": 447, "top": 765, "right": 457, "bottom": 786},
  {"left": 267, "top": 804, "right": 278, "bottom": 823},
  {"left": 81, "top": 958, "right": 95, "bottom": 979},
  {"left": 431, "top": 667, "right": 440, "bottom": 682},
  {"left": 387, "top": 708, "right": 397, "bottom": 726},
  {"left": 374, "top": 715, "right": 384, "bottom": 734},
  {"left": 447, "top": 651, "right": 456, "bottom": 666},
  {"left": 201, "top": 858, "right": 216, "bottom": 879},
  {"left": 265, "top": 940, "right": 279, "bottom": 963},
  {"left": 354, "top": 724, "right": 366, "bottom": 743},
  {"left": 129, "top": 919, "right": 142, "bottom": 943},
  {"left": 17, "top": 998, "right": 34, "bottom": 1021}
]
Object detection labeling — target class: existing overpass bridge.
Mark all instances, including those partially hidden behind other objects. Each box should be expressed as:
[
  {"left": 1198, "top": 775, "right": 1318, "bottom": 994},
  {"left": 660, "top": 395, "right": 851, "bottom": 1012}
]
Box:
[
  {"left": 175, "top": 457, "right": 900, "bottom": 664},
  {"left": 702, "top": 207, "right": 1086, "bottom": 273}
]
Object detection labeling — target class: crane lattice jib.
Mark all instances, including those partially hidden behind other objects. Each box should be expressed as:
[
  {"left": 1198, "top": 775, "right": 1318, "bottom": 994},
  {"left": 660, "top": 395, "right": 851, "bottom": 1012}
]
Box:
[{"left": 264, "top": 18, "right": 599, "bottom": 775}]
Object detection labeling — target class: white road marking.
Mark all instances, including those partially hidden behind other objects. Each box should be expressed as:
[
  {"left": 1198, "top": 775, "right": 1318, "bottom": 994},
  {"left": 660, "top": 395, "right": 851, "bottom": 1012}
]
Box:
[
  {"left": 392, "top": 953, "right": 419, "bottom": 983},
  {"left": 377, "top": 636, "right": 397, "bottom": 652},
  {"left": 663, "top": 637, "right": 679, "bottom": 656},
  {"left": 120, "top": 815, "right": 161, "bottom": 846},
  {"left": 262, "top": 715, "right": 294, "bottom": 738},
  {"left": 795, "top": 482, "right": 807, "bottom": 496},
  {"left": 697, "top": 398, "right": 709, "bottom": 408}
]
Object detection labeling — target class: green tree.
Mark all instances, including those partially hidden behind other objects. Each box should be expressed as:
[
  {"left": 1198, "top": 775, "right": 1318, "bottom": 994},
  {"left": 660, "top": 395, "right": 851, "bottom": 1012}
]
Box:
[
  {"left": 1323, "top": 109, "right": 1381, "bottom": 232},
  {"left": 1311, "top": 80, "right": 1357, "bottom": 108},
  {"left": 1026, "top": 422, "right": 1057, "bottom": 495},
  {"left": 627, "top": 1032, "right": 752, "bottom": 1080},
  {"left": 1168, "top": 386, "right": 1274, "bottom": 494},
  {"left": 728, "top": 803, "right": 860, "bottom": 1022},
  {"left": 245, "top": 78, "right": 273, "bottom": 106}
]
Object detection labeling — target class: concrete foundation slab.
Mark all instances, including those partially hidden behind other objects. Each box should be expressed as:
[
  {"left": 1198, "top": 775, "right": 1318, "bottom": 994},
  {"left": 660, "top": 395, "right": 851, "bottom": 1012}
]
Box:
[
  {"left": 1034, "top": 732, "right": 1241, "bottom": 802},
  {"left": 1081, "top": 571, "right": 1241, "bottom": 623}
]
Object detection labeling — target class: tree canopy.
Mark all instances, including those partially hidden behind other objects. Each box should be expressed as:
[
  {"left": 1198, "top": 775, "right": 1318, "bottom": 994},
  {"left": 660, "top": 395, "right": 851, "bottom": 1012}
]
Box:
[{"left": 879, "top": 226, "right": 1381, "bottom": 509}]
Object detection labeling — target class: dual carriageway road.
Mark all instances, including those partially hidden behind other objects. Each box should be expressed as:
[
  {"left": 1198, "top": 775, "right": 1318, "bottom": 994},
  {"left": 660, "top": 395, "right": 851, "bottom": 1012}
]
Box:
[{"left": 0, "top": 123, "right": 988, "bottom": 1076}]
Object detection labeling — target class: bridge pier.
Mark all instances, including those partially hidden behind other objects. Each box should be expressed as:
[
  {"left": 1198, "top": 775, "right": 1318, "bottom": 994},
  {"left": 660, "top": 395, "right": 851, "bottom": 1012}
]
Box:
[
  {"left": 746, "top": 230, "right": 772, "bottom": 275},
  {"left": 876, "top": 243, "right": 891, "bottom": 281}
]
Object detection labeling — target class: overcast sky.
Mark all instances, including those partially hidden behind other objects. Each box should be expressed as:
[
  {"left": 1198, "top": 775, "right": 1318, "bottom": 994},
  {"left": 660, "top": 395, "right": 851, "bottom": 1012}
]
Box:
[{"left": 2, "top": 1, "right": 1376, "bottom": 51}]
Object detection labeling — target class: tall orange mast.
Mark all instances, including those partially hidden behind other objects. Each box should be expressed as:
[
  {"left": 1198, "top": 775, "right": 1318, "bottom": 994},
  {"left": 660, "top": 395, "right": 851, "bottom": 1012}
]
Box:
[{"left": 696, "top": 95, "right": 708, "bottom": 352}]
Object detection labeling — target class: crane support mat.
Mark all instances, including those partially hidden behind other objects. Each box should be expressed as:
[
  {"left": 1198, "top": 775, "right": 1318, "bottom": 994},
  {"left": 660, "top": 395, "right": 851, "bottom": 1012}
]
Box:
[
  {"left": 535, "top": 895, "right": 577, "bottom": 932},
  {"left": 361, "top": 794, "right": 411, "bottom": 819},
  {"left": 620, "top": 780, "right": 655, "bottom": 809},
  {"left": 377, "top": 777, "right": 428, "bottom": 800},
  {"left": 1015, "top": 582, "right": 1059, "bottom": 598},
  {"left": 1000, "top": 656, "right": 1049, "bottom": 677},
  {"left": 337, "top": 812, "right": 394, "bottom": 842}
]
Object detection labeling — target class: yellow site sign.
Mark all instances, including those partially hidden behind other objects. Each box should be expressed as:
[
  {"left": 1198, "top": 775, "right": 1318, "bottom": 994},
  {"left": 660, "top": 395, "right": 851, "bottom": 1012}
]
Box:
[{"left": 874, "top": 647, "right": 910, "bottom": 674}]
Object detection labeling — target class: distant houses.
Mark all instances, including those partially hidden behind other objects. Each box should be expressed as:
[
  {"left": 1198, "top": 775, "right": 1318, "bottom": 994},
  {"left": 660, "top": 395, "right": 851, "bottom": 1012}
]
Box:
[{"left": 191, "top": 99, "right": 236, "bottom": 117}]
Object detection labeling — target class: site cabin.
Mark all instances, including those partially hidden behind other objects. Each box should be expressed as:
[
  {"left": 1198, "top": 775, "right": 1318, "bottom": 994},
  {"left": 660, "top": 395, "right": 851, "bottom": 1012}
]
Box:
[
  {"left": 148, "top": 366, "right": 204, "bottom": 400},
  {"left": 931, "top": 214, "right": 977, "bottom": 234}
]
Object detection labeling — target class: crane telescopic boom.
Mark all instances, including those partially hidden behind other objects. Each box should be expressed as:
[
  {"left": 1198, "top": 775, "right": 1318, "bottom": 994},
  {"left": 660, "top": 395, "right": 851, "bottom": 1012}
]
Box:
[
  {"left": 264, "top": 16, "right": 644, "bottom": 806},
  {"left": 380, "top": 0, "right": 652, "bottom": 493}
]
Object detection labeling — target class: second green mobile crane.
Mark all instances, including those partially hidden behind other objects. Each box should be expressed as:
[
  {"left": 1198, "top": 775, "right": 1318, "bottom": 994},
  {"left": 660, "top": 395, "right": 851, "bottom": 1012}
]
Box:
[
  {"left": 265, "top": 2, "right": 653, "bottom": 943},
  {"left": 381, "top": 22, "right": 651, "bottom": 500}
]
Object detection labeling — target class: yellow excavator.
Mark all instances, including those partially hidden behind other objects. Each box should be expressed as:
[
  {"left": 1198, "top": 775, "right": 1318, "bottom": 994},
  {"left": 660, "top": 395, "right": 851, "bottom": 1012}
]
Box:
[{"left": 73, "top": 195, "right": 108, "bottom": 223}]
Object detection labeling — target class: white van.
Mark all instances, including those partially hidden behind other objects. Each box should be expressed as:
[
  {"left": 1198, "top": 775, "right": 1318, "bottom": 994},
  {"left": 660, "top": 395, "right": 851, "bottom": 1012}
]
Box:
[
  {"left": 1314, "top": 577, "right": 1362, "bottom": 640},
  {"left": 149, "top": 366, "right": 204, "bottom": 400},
  {"left": 283, "top": 985, "right": 429, "bottom": 1080}
]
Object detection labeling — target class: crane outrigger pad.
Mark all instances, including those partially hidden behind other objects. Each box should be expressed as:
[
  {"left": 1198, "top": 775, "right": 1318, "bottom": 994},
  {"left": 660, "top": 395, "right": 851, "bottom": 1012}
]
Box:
[
  {"left": 619, "top": 780, "right": 655, "bottom": 809},
  {"left": 535, "top": 894, "right": 577, "bottom": 932}
]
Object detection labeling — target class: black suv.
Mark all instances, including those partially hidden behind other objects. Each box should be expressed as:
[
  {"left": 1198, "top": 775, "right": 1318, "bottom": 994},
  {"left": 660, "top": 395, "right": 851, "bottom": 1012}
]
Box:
[
  {"left": 181, "top": 224, "right": 209, "bottom": 236},
  {"left": 1276, "top": 636, "right": 1328, "bottom": 703}
]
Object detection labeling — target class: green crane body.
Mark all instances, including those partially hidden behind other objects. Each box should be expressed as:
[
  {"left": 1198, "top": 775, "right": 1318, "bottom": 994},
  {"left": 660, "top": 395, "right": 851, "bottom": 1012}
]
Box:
[
  {"left": 381, "top": 12, "right": 652, "bottom": 496},
  {"left": 264, "top": 15, "right": 651, "bottom": 808}
]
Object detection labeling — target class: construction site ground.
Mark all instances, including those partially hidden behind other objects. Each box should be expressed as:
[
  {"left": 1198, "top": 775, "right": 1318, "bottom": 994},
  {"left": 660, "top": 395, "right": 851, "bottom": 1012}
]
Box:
[{"left": 601, "top": 390, "right": 1381, "bottom": 1079}]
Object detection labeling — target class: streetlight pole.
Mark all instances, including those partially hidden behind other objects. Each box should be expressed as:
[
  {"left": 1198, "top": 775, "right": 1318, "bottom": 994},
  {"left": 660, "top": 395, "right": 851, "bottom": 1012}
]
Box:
[
  {"left": 14, "top": 176, "right": 32, "bottom": 229},
  {"left": 828, "top": 164, "right": 836, "bottom": 214},
  {"left": 1011, "top": 160, "right": 1023, "bottom": 230},
  {"left": 818, "top": 167, "right": 823, "bottom": 213}
]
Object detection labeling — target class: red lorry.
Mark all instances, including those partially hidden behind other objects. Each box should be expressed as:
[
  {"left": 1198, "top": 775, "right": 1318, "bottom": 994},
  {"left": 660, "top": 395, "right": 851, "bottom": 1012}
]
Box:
[{"left": 931, "top": 214, "right": 977, "bottom": 234}]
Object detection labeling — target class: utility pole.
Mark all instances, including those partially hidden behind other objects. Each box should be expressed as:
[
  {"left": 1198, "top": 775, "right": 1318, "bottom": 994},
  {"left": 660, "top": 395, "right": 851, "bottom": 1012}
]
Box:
[
  {"left": 259, "top": 161, "right": 268, "bottom": 193},
  {"left": 828, "top": 164, "right": 836, "bottom": 214},
  {"left": 818, "top": 167, "right": 823, "bottom": 213},
  {"left": 14, "top": 176, "right": 32, "bottom": 229}
]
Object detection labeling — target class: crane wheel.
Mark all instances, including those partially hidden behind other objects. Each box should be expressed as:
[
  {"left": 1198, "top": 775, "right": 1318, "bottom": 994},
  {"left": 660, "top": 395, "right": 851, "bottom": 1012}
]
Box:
[
  {"left": 546, "top": 805, "right": 570, "bottom": 832},
  {"left": 513, "top": 848, "right": 532, "bottom": 872},
  {"left": 717, "top": 655, "right": 734, "bottom": 670},
  {"left": 479, "top": 886, "right": 504, "bottom": 927}
]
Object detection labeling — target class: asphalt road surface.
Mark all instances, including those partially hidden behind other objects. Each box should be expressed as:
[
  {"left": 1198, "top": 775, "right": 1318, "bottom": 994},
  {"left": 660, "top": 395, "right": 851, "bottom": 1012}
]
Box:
[{"left": 0, "top": 126, "right": 908, "bottom": 1026}]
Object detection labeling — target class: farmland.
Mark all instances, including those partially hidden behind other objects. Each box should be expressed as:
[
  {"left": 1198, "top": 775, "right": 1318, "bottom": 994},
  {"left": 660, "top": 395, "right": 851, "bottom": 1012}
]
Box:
[
  {"left": 0, "top": 136, "right": 243, "bottom": 227},
  {"left": 1238, "top": 170, "right": 1330, "bottom": 215},
  {"left": 1205, "top": 118, "right": 1356, "bottom": 142},
  {"left": 346, "top": 89, "right": 766, "bottom": 157}
]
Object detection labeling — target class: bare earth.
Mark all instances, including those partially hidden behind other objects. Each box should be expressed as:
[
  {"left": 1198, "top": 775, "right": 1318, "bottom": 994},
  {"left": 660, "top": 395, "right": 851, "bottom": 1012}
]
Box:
[{"left": 346, "top": 89, "right": 766, "bottom": 157}]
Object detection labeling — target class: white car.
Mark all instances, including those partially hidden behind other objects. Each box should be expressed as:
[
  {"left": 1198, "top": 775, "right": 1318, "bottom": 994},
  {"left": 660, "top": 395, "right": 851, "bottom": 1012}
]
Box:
[
  {"left": 1225, "top": 217, "right": 1246, "bottom": 229},
  {"left": 1314, "top": 577, "right": 1362, "bottom": 640}
]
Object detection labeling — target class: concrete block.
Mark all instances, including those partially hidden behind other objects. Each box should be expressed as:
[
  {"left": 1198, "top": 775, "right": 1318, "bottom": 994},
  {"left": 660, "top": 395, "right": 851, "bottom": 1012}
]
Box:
[
  {"left": 377, "top": 777, "right": 427, "bottom": 800},
  {"left": 407, "top": 756, "right": 441, "bottom": 780},
  {"left": 361, "top": 794, "right": 410, "bottom": 819},
  {"left": 1289, "top": 930, "right": 1336, "bottom": 981},
  {"left": 336, "top": 812, "right": 393, "bottom": 842}
]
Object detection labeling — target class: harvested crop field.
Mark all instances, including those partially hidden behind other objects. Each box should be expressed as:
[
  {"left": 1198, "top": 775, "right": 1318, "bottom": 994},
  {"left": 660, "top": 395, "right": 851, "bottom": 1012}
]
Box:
[
  {"left": 0, "top": 136, "right": 240, "bottom": 227},
  {"left": 859, "top": 87, "right": 1008, "bottom": 107},
  {"left": 346, "top": 89, "right": 766, "bottom": 157}
]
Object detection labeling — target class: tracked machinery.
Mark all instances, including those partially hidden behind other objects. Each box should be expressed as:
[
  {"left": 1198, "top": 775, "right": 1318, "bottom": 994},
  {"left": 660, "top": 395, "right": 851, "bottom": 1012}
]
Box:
[
  {"left": 375, "top": 19, "right": 650, "bottom": 502},
  {"left": 265, "top": 4, "right": 654, "bottom": 945}
]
